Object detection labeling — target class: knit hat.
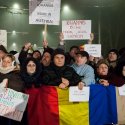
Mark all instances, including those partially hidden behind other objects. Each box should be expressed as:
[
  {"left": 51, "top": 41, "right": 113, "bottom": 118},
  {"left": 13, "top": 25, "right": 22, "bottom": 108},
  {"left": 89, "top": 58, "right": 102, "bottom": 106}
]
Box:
[
  {"left": 53, "top": 48, "right": 65, "bottom": 58},
  {"left": 33, "top": 50, "right": 41, "bottom": 55},
  {"left": 43, "top": 48, "right": 54, "bottom": 56},
  {"left": 76, "top": 51, "right": 89, "bottom": 59},
  {"left": 108, "top": 49, "right": 119, "bottom": 57},
  {"left": 0, "top": 45, "right": 8, "bottom": 53},
  {"left": 32, "top": 50, "right": 42, "bottom": 59}
]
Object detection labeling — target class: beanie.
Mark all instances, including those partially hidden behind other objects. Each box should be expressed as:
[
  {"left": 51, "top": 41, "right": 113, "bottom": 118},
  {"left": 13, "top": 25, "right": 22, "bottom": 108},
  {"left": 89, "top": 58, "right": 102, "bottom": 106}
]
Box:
[
  {"left": 43, "top": 48, "right": 54, "bottom": 56},
  {"left": 53, "top": 48, "right": 65, "bottom": 58},
  {"left": 108, "top": 49, "right": 119, "bottom": 57},
  {"left": 76, "top": 51, "right": 89, "bottom": 59}
]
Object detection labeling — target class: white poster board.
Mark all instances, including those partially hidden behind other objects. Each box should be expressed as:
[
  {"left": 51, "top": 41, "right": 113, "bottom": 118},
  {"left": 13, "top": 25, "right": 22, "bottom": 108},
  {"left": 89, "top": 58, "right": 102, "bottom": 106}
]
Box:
[
  {"left": 29, "top": 0, "right": 61, "bottom": 25},
  {"left": 0, "top": 30, "right": 7, "bottom": 47},
  {"left": 0, "top": 88, "right": 29, "bottom": 121},
  {"left": 62, "top": 20, "right": 91, "bottom": 40},
  {"left": 69, "top": 86, "right": 90, "bottom": 102},
  {"left": 118, "top": 85, "right": 125, "bottom": 96},
  {"left": 84, "top": 44, "right": 101, "bottom": 57}
]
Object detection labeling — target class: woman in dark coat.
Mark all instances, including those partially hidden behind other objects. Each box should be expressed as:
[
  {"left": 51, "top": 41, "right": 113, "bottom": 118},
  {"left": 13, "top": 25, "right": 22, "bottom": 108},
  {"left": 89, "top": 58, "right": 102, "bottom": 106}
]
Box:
[
  {"left": 20, "top": 57, "right": 42, "bottom": 88},
  {"left": 0, "top": 54, "right": 24, "bottom": 91},
  {"left": 20, "top": 57, "right": 42, "bottom": 125},
  {"left": 0, "top": 54, "right": 25, "bottom": 125},
  {"left": 95, "top": 59, "right": 125, "bottom": 87}
]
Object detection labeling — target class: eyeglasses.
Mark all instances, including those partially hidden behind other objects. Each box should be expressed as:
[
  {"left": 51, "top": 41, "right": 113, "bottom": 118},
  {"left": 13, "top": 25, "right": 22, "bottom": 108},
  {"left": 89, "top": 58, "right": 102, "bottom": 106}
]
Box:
[{"left": 27, "top": 64, "right": 36, "bottom": 67}]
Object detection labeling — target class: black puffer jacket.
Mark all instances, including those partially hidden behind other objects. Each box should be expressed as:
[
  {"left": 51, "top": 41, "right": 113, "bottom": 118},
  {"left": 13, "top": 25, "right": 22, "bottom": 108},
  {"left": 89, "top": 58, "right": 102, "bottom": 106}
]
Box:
[{"left": 42, "top": 63, "right": 81, "bottom": 86}]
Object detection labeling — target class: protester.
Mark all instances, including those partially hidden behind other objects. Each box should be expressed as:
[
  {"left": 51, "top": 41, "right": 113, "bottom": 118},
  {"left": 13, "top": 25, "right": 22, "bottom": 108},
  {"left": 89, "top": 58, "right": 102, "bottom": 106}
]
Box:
[
  {"left": 0, "top": 54, "right": 24, "bottom": 91},
  {"left": 20, "top": 57, "right": 42, "bottom": 88},
  {"left": 65, "top": 45, "right": 79, "bottom": 65},
  {"left": 0, "top": 54, "right": 25, "bottom": 125},
  {"left": 71, "top": 51, "right": 95, "bottom": 86},
  {"left": 19, "top": 42, "right": 33, "bottom": 65},
  {"left": 32, "top": 50, "right": 42, "bottom": 61},
  {"left": 41, "top": 49, "right": 83, "bottom": 89},
  {"left": 105, "top": 49, "right": 119, "bottom": 72},
  {"left": 20, "top": 57, "right": 42, "bottom": 125},
  {"left": 40, "top": 48, "right": 53, "bottom": 70},
  {"left": 95, "top": 59, "right": 125, "bottom": 87}
]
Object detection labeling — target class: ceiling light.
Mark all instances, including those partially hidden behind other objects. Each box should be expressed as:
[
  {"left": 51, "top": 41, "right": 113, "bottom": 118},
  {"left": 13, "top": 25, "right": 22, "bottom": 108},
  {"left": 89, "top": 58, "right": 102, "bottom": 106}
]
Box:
[
  {"left": 12, "top": 30, "right": 16, "bottom": 35},
  {"left": 12, "top": 43, "right": 16, "bottom": 46},
  {"left": 63, "top": 5, "right": 70, "bottom": 11},
  {"left": 13, "top": 3, "right": 20, "bottom": 9}
]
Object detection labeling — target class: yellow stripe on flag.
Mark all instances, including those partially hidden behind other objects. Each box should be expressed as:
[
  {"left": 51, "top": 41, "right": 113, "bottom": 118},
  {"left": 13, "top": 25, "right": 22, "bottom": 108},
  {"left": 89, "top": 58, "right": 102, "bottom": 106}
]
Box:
[{"left": 57, "top": 88, "right": 89, "bottom": 125}]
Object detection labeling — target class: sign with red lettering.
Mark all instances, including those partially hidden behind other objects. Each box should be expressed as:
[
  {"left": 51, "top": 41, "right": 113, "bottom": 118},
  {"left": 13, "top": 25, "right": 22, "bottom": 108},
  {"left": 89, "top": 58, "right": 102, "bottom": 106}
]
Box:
[
  {"left": 62, "top": 20, "right": 91, "bottom": 40},
  {"left": 0, "top": 88, "right": 29, "bottom": 121},
  {"left": 29, "top": 0, "right": 61, "bottom": 25}
]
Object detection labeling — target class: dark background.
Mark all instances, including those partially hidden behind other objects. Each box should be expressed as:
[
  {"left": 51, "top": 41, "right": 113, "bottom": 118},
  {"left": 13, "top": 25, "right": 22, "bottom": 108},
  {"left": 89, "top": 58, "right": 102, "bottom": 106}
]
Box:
[{"left": 0, "top": 0, "right": 125, "bottom": 57}]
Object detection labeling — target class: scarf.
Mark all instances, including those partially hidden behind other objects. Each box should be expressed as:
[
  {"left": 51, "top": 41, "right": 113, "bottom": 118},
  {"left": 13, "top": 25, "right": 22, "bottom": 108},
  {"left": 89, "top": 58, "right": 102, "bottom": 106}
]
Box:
[{"left": 0, "top": 66, "right": 16, "bottom": 74}]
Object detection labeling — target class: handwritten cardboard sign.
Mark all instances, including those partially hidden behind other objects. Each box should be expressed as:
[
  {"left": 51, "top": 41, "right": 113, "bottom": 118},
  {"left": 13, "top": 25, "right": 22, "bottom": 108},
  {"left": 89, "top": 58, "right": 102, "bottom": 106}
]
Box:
[
  {"left": 0, "top": 88, "right": 29, "bottom": 121},
  {"left": 0, "top": 30, "right": 7, "bottom": 47},
  {"left": 84, "top": 44, "right": 101, "bottom": 57},
  {"left": 118, "top": 85, "right": 125, "bottom": 96},
  {"left": 29, "top": 0, "right": 61, "bottom": 25},
  {"left": 69, "top": 86, "right": 90, "bottom": 102},
  {"left": 62, "top": 20, "right": 91, "bottom": 40}
]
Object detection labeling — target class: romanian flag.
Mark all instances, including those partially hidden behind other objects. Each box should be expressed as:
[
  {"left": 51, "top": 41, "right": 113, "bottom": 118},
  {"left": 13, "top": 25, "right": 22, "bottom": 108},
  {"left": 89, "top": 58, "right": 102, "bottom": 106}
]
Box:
[
  {"left": 25, "top": 86, "right": 89, "bottom": 125},
  {"left": 25, "top": 84, "right": 125, "bottom": 125}
]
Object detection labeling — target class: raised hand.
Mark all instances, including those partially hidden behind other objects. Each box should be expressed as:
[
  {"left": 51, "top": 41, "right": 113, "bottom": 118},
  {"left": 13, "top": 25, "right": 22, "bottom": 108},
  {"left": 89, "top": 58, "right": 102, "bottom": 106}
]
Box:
[{"left": 24, "top": 42, "right": 32, "bottom": 51}]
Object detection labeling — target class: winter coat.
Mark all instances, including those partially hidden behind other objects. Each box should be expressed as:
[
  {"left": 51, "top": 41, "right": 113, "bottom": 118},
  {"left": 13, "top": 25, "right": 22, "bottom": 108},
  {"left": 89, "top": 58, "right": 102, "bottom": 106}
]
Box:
[
  {"left": 42, "top": 64, "right": 81, "bottom": 86},
  {"left": 95, "top": 73, "right": 125, "bottom": 87},
  {"left": 20, "top": 58, "right": 43, "bottom": 88},
  {"left": 0, "top": 70, "right": 24, "bottom": 92},
  {"left": 71, "top": 63, "right": 95, "bottom": 86}
]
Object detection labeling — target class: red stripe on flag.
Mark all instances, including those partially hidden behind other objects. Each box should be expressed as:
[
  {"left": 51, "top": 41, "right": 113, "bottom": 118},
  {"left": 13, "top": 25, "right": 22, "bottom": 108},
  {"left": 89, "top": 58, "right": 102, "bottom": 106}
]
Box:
[
  {"left": 25, "top": 87, "right": 42, "bottom": 125},
  {"left": 40, "top": 86, "right": 59, "bottom": 125},
  {"left": 25, "top": 86, "right": 59, "bottom": 125}
]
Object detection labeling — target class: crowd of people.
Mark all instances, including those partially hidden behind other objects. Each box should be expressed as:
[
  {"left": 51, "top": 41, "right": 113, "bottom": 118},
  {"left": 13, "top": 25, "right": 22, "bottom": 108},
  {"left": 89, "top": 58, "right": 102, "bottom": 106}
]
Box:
[{"left": 0, "top": 34, "right": 125, "bottom": 124}]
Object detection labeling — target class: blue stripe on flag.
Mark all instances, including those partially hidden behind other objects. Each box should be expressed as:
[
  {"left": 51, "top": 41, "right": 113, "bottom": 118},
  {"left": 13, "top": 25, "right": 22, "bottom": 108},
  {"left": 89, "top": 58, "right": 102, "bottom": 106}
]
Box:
[{"left": 89, "top": 84, "right": 117, "bottom": 125}]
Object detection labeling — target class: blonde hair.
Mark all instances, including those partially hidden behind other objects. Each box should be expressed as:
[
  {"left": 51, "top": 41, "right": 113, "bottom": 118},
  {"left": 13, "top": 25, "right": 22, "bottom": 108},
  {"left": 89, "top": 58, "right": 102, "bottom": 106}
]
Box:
[
  {"left": 2, "top": 54, "right": 20, "bottom": 70},
  {"left": 96, "top": 59, "right": 109, "bottom": 68},
  {"left": 2, "top": 54, "right": 15, "bottom": 62}
]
